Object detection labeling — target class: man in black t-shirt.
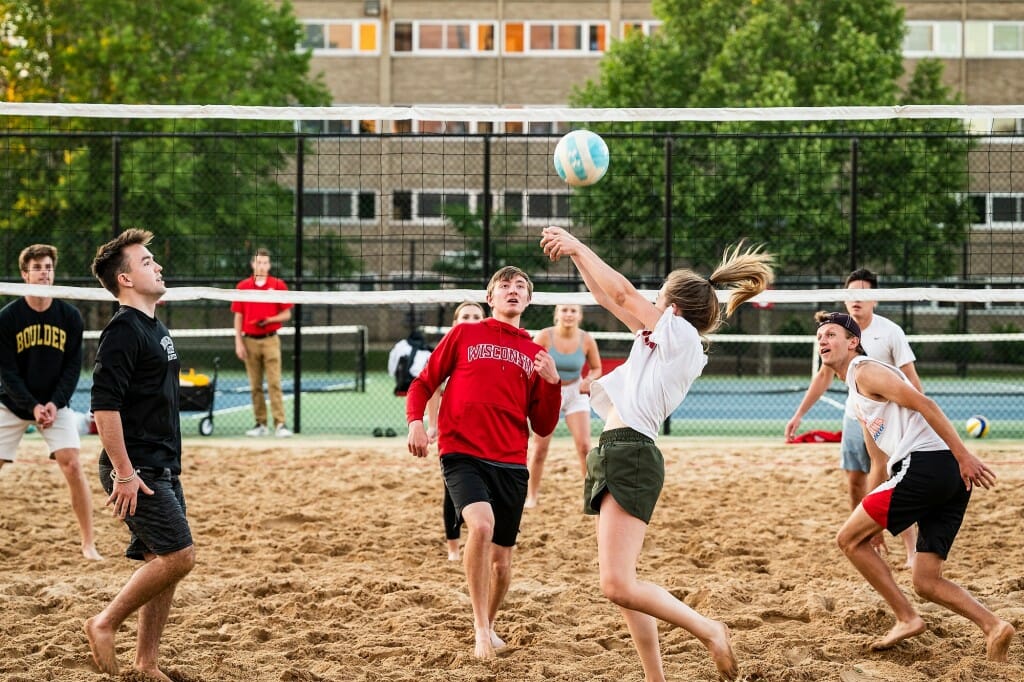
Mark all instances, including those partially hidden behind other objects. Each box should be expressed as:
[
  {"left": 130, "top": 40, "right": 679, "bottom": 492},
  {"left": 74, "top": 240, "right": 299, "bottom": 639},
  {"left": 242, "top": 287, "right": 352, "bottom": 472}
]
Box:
[
  {"left": 0, "top": 244, "right": 100, "bottom": 560},
  {"left": 84, "top": 229, "right": 194, "bottom": 680}
]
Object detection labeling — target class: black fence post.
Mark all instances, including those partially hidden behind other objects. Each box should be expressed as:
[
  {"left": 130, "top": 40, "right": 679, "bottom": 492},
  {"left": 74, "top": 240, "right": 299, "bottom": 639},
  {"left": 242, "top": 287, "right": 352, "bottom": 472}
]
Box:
[
  {"left": 293, "top": 136, "right": 304, "bottom": 433},
  {"left": 850, "top": 137, "right": 859, "bottom": 272},
  {"left": 482, "top": 135, "right": 492, "bottom": 283},
  {"left": 662, "top": 135, "right": 673, "bottom": 436}
]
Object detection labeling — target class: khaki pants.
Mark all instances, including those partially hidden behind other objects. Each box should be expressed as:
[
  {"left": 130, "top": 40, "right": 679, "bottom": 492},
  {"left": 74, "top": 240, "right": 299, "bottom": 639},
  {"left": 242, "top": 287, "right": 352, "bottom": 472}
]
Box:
[{"left": 243, "top": 335, "right": 286, "bottom": 427}]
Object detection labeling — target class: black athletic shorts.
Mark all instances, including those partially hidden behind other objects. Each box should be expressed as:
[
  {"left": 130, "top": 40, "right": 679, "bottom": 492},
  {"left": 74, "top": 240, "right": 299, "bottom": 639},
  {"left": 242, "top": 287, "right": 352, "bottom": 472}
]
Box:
[
  {"left": 441, "top": 454, "right": 528, "bottom": 547},
  {"left": 100, "top": 465, "right": 193, "bottom": 561},
  {"left": 861, "top": 450, "right": 971, "bottom": 560}
]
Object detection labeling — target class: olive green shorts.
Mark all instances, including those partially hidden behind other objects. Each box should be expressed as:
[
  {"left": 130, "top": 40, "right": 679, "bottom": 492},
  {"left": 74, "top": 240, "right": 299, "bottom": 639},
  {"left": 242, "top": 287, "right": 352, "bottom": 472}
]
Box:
[{"left": 583, "top": 427, "right": 664, "bottom": 524}]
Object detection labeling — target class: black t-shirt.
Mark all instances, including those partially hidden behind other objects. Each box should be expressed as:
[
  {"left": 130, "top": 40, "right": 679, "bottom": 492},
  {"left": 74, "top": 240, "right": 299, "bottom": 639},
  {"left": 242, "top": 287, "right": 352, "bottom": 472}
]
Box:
[
  {"left": 92, "top": 306, "right": 182, "bottom": 472},
  {"left": 0, "top": 297, "right": 84, "bottom": 420}
]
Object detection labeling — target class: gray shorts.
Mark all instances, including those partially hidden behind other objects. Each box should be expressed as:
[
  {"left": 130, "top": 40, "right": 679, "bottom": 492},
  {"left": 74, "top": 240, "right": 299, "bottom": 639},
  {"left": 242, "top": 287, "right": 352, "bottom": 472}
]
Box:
[
  {"left": 840, "top": 415, "right": 870, "bottom": 473},
  {"left": 583, "top": 427, "right": 663, "bottom": 524},
  {"left": 100, "top": 464, "right": 192, "bottom": 560}
]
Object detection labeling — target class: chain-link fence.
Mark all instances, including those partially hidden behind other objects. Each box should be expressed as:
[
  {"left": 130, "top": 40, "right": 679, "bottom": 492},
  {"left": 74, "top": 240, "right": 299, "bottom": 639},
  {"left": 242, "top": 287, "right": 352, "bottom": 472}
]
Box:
[{"left": 2, "top": 121, "right": 1022, "bottom": 437}]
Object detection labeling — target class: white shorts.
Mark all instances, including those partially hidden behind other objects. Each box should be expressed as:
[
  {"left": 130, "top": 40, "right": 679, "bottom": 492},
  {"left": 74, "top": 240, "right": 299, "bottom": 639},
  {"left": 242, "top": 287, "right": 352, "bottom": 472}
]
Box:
[
  {"left": 0, "top": 404, "right": 81, "bottom": 462},
  {"left": 560, "top": 379, "right": 591, "bottom": 417}
]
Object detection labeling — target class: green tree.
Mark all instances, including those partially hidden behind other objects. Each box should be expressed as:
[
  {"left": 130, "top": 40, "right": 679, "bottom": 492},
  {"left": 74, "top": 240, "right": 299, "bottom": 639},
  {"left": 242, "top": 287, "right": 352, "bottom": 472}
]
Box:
[
  {"left": 0, "top": 0, "right": 340, "bottom": 280},
  {"left": 571, "top": 0, "right": 970, "bottom": 279},
  {"left": 431, "top": 204, "right": 550, "bottom": 282}
]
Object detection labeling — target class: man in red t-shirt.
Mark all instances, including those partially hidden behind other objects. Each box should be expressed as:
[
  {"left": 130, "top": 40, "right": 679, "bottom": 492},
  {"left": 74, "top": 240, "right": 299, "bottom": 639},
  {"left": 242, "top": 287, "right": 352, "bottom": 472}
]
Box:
[
  {"left": 407, "top": 266, "right": 561, "bottom": 659},
  {"left": 231, "top": 248, "right": 293, "bottom": 437}
]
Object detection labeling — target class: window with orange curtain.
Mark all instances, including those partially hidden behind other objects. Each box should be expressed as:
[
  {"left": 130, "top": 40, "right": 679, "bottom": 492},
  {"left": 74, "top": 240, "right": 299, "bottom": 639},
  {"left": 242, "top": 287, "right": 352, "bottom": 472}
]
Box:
[
  {"left": 504, "top": 22, "right": 524, "bottom": 52},
  {"left": 358, "top": 23, "right": 378, "bottom": 51}
]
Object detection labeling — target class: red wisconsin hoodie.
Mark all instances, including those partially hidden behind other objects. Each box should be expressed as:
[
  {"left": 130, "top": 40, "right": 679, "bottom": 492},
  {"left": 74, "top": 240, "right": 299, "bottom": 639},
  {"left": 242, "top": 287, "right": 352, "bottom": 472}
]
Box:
[{"left": 406, "top": 317, "right": 561, "bottom": 465}]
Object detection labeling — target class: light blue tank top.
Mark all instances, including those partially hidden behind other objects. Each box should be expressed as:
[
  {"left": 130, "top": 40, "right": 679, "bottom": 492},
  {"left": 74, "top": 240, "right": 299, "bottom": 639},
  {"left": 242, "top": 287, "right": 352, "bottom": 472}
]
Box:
[{"left": 548, "top": 329, "right": 586, "bottom": 382}]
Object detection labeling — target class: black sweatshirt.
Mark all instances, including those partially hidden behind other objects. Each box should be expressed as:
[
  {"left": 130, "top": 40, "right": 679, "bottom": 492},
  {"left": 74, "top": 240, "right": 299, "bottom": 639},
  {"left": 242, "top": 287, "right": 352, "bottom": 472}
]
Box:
[{"left": 0, "top": 298, "right": 83, "bottom": 420}]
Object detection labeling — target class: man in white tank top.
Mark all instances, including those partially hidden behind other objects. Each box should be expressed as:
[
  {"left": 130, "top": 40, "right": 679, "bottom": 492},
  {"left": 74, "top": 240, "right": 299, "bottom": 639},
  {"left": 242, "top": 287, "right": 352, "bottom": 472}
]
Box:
[
  {"left": 785, "top": 269, "right": 921, "bottom": 566},
  {"left": 815, "top": 311, "right": 1014, "bottom": 662}
]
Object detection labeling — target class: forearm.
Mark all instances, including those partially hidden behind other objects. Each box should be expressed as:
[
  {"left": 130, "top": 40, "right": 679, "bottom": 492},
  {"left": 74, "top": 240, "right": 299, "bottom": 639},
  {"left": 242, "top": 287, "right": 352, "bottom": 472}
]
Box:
[
  {"left": 791, "top": 369, "right": 833, "bottom": 419},
  {"left": 919, "top": 398, "right": 970, "bottom": 460},
  {"left": 570, "top": 244, "right": 635, "bottom": 308},
  {"left": 93, "top": 410, "right": 134, "bottom": 475}
]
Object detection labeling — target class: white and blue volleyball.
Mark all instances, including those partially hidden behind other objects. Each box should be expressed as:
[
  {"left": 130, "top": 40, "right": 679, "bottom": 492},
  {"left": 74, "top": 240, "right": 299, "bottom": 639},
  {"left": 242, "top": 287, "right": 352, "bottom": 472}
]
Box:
[
  {"left": 965, "top": 415, "right": 990, "bottom": 438},
  {"left": 553, "top": 130, "right": 609, "bottom": 187}
]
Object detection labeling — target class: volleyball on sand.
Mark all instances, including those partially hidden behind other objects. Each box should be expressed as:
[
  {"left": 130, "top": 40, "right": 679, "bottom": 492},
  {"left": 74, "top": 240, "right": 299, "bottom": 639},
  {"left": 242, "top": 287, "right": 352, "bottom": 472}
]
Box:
[
  {"left": 966, "top": 415, "right": 990, "bottom": 438},
  {"left": 553, "top": 129, "right": 609, "bottom": 186}
]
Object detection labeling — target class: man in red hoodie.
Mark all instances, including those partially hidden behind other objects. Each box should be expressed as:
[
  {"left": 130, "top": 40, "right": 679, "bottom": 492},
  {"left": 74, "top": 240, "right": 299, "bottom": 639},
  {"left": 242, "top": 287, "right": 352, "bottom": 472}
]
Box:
[{"left": 407, "top": 266, "right": 561, "bottom": 659}]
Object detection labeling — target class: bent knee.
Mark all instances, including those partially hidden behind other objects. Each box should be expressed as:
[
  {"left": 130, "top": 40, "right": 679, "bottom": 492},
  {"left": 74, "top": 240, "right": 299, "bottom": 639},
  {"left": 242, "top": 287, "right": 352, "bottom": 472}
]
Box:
[
  {"left": 599, "top": 575, "right": 635, "bottom": 608},
  {"left": 165, "top": 545, "right": 196, "bottom": 576}
]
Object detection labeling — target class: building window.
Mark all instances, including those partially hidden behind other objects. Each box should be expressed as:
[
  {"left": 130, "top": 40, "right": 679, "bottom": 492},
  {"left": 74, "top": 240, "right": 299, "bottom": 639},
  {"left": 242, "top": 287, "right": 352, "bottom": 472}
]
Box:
[
  {"left": 524, "top": 192, "right": 570, "bottom": 223},
  {"left": 965, "top": 21, "right": 1024, "bottom": 56},
  {"left": 302, "top": 191, "right": 377, "bottom": 221},
  {"left": 393, "top": 191, "right": 413, "bottom": 220},
  {"left": 968, "top": 193, "right": 1024, "bottom": 229},
  {"left": 903, "top": 21, "right": 960, "bottom": 57},
  {"left": 419, "top": 192, "right": 470, "bottom": 218},
  {"left": 392, "top": 21, "right": 497, "bottom": 54},
  {"left": 502, "top": 191, "right": 570, "bottom": 223},
  {"left": 503, "top": 21, "right": 608, "bottom": 54},
  {"left": 298, "top": 120, "right": 354, "bottom": 135},
  {"left": 993, "top": 23, "right": 1024, "bottom": 53},
  {"left": 299, "top": 20, "right": 380, "bottom": 54},
  {"left": 622, "top": 21, "right": 662, "bottom": 39}
]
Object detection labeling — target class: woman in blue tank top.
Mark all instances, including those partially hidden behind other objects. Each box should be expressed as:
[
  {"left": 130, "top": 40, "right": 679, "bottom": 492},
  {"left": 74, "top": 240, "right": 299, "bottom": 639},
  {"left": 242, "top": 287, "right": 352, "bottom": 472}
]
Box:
[{"left": 525, "top": 303, "right": 602, "bottom": 508}]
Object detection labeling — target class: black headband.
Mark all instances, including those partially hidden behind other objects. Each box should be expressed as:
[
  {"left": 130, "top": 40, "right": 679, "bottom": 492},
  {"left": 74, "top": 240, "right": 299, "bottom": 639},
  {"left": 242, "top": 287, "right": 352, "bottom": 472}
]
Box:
[{"left": 818, "top": 311, "right": 862, "bottom": 339}]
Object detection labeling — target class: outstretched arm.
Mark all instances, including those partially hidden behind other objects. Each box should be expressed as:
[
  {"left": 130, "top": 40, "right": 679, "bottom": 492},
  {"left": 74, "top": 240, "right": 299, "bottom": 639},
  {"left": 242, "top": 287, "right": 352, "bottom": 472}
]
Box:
[
  {"left": 541, "top": 227, "right": 657, "bottom": 332},
  {"left": 784, "top": 363, "right": 835, "bottom": 441}
]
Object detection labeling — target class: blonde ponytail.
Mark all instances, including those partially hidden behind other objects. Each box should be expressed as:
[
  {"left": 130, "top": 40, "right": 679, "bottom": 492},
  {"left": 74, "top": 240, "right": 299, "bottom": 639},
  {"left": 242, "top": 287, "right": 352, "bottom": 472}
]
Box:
[
  {"left": 664, "top": 242, "right": 774, "bottom": 337},
  {"left": 710, "top": 243, "right": 774, "bottom": 318}
]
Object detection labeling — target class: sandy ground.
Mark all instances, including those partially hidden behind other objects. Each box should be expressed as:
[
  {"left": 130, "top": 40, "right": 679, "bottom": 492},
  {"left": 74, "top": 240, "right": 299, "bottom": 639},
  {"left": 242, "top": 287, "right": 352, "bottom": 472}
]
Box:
[{"left": 1, "top": 436, "right": 1022, "bottom": 682}]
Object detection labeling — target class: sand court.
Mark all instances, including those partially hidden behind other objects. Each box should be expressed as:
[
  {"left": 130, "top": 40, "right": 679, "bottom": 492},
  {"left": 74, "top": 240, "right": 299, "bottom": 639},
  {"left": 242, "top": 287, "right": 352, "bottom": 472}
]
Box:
[{"left": 1, "top": 437, "right": 1022, "bottom": 681}]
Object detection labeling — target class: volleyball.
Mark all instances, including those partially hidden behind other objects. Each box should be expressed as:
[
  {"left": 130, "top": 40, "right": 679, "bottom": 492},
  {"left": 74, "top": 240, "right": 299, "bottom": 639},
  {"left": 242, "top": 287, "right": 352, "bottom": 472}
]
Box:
[
  {"left": 553, "top": 129, "right": 609, "bottom": 186},
  {"left": 965, "top": 415, "right": 990, "bottom": 439}
]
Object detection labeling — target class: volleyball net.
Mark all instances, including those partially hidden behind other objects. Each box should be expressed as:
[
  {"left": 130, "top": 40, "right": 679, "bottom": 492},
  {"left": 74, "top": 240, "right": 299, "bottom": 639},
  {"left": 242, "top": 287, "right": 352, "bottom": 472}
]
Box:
[{"left": 1, "top": 103, "right": 1022, "bottom": 437}]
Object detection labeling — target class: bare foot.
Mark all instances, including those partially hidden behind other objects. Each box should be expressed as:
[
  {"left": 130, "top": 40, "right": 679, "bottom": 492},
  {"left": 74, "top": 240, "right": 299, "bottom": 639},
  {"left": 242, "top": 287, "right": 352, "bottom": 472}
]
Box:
[
  {"left": 84, "top": 616, "right": 118, "bottom": 675},
  {"left": 490, "top": 629, "right": 506, "bottom": 650},
  {"left": 135, "top": 666, "right": 173, "bottom": 682},
  {"left": 446, "top": 541, "right": 460, "bottom": 562},
  {"left": 473, "top": 627, "right": 495, "bottom": 659},
  {"left": 985, "top": 620, "right": 1015, "bottom": 662},
  {"left": 702, "top": 620, "right": 738, "bottom": 681},
  {"left": 523, "top": 497, "right": 538, "bottom": 509},
  {"left": 82, "top": 544, "right": 103, "bottom": 561},
  {"left": 869, "top": 616, "right": 927, "bottom": 651}
]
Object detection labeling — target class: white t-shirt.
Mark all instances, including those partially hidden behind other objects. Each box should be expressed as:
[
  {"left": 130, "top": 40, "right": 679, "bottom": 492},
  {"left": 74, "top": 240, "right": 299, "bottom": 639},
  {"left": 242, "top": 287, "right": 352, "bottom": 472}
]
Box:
[
  {"left": 387, "top": 338, "right": 430, "bottom": 379},
  {"left": 846, "top": 355, "right": 947, "bottom": 475},
  {"left": 590, "top": 308, "right": 708, "bottom": 440},
  {"left": 842, "top": 314, "right": 916, "bottom": 418}
]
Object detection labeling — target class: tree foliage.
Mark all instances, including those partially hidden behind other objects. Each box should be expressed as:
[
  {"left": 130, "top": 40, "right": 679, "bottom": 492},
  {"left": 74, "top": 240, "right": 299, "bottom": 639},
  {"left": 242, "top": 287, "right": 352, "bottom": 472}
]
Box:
[
  {"left": 571, "top": 0, "right": 970, "bottom": 279},
  {"left": 0, "top": 0, "right": 335, "bottom": 279}
]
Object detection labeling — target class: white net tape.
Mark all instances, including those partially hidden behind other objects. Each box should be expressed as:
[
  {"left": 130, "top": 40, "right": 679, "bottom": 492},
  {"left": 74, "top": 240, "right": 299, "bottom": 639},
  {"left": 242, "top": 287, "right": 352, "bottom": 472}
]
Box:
[{"left": 6, "top": 102, "right": 1024, "bottom": 122}]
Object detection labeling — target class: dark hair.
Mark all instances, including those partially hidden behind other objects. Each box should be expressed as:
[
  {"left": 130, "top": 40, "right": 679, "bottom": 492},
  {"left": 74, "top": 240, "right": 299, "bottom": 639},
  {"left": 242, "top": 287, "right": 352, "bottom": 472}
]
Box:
[
  {"left": 19, "top": 244, "right": 57, "bottom": 271},
  {"left": 91, "top": 228, "right": 154, "bottom": 295},
  {"left": 845, "top": 268, "right": 878, "bottom": 288}
]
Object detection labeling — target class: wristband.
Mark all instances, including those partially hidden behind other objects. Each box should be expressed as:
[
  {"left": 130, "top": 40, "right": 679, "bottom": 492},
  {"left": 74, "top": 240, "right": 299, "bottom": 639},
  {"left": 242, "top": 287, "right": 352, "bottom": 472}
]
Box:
[{"left": 110, "top": 469, "right": 137, "bottom": 484}]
